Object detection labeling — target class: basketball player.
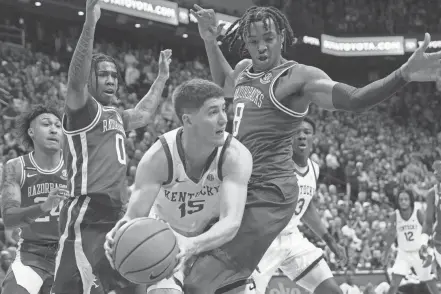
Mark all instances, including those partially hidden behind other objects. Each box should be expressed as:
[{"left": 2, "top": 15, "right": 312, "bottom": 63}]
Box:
[
  {"left": 51, "top": 0, "right": 171, "bottom": 293},
  {"left": 245, "top": 118, "right": 345, "bottom": 294},
  {"left": 104, "top": 79, "right": 253, "bottom": 294},
  {"left": 420, "top": 160, "right": 441, "bottom": 269},
  {"left": 188, "top": 4, "right": 441, "bottom": 293},
  {"left": 383, "top": 190, "right": 438, "bottom": 294},
  {"left": 0, "top": 104, "right": 67, "bottom": 294}
]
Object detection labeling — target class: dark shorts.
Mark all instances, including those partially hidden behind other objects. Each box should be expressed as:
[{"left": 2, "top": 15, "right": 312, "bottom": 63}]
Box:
[
  {"left": 2, "top": 245, "right": 57, "bottom": 294},
  {"left": 51, "top": 195, "right": 128, "bottom": 294},
  {"left": 184, "top": 176, "right": 298, "bottom": 294}
]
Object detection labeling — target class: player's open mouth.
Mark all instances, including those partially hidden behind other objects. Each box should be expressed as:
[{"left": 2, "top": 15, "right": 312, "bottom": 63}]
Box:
[
  {"left": 215, "top": 130, "right": 224, "bottom": 135},
  {"left": 298, "top": 143, "right": 307, "bottom": 149},
  {"left": 258, "top": 56, "right": 268, "bottom": 61}
]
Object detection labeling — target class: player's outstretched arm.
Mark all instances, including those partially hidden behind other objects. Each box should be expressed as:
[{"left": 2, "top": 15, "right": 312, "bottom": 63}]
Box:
[
  {"left": 121, "top": 141, "right": 168, "bottom": 222},
  {"left": 121, "top": 50, "right": 172, "bottom": 131},
  {"left": 189, "top": 139, "right": 252, "bottom": 255},
  {"left": 1, "top": 159, "right": 56, "bottom": 229},
  {"left": 190, "top": 4, "right": 250, "bottom": 87},
  {"left": 301, "top": 33, "right": 441, "bottom": 113},
  {"left": 65, "top": 0, "right": 100, "bottom": 111},
  {"left": 301, "top": 202, "right": 343, "bottom": 257}
]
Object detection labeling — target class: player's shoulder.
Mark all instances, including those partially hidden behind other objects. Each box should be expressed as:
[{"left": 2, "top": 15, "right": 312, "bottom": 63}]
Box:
[
  {"left": 221, "top": 136, "right": 252, "bottom": 176},
  {"left": 288, "top": 63, "right": 331, "bottom": 81},
  {"left": 137, "top": 140, "right": 169, "bottom": 182},
  {"left": 3, "top": 157, "right": 22, "bottom": 182},
  {"left": 234, "top": 59, "right": 252, "bottom": 72}
]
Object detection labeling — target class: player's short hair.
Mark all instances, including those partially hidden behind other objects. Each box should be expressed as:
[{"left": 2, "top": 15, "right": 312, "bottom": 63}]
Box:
[
  {"left": 90, "top": 53, "right": 123, "bottom": 90},
  {"left": 302, "top": 117, "right": 316, "bottom": 134},
  {"left": 223, "top": 6, "right": 295, "bottom": 57},
  {"left": 16, "top": 104, "right": 62, "bottom": 149},
  {"left": 172, "top": 79, "right": 224, "bottom": 123},
  {"left": 396, "top": 189, "right": 415, "bottom": 211}
]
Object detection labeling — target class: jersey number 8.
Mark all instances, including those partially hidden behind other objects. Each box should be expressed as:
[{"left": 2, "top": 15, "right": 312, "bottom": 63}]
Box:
[
  {"left": 33, "top": 197, "right": 62, "bottom": 222},
  {"left": 232, "top": 103, "right": 245, "bottom": 137}
]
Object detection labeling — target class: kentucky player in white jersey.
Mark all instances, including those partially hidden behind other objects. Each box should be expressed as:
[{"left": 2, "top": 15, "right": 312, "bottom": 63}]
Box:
[
  {"left": 246, "top": 118, "right": 346, "bottom": 294},
  {"left": 104, "top": 79, "right": 252, "bottom": 294},
  {"left": 383, "top": 190, "right": 439, "bottom": 294}
]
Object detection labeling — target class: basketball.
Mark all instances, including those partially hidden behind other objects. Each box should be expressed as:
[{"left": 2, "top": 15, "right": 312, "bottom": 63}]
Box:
[{"left": 112, "top": 217, "right": 179, "bottom": 284}]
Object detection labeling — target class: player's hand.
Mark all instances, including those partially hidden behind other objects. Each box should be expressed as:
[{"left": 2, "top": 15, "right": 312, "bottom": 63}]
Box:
[
  {"left": 419, "top": 244, "right": 434, "bottom": 268},
  {"left": 190, "top": 4, "right": 225, "bottom": 42},
  {"left": 173, "top": 234, "right": 198, "bottom": 275},
  {"left": 104, "top": 218, "right": 130, "bottom": 269},
  {"left": 157, "top": 49, "right": 172, "bottom": 80},
  {"left": 41, "top": 187, "right": 68, "bottom": 212},
  {"left": 401, "top": 33, "right": 441, "bottom": 82},
  {"left": 85, "top": 0, "right": 101, "bottom": 25}
]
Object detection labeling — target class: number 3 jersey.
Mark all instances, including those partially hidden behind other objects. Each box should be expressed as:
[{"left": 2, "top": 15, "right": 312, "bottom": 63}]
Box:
[
  {"left": 396, "top": 208, "right": 423, "bottom": 251},
  {"left": 19, "top": 152, "right": 67, "bottom": 245},
  {"left": 62, "top": 100, "right": 127, "bottom": 208},
  {"left": 151, "top": 128, "right": 232, "bottom": 237},
  {"left": 282, "top": 158, "right": 319, "bottom": 235}
]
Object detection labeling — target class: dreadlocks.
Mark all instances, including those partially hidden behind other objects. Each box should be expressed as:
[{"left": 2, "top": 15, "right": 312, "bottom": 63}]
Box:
[
  {"left": 89, "top": 53, "right": 123, "bottom": 91},
  {"left": 223, "top": 6, "right": 295, "bottom": 57}
]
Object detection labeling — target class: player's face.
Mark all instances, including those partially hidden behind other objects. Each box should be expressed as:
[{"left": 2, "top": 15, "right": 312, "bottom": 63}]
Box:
[
  {"left": 244, "top": 18, "right": 284, "bottom": 72},
  {"left": 191, "top": 97, "right": 227, "bottom": 147},
  {"left": 293, "top": 121, "right": 314, "bottom": 157},
  {"left": 90, "top": 61, "right": 118, "bottom": 105},
  {"left": 30, "top": 113, "right": 62, "bottom": 152},
  {"left": 398, "top": 192, "right": 411, "bottom": 210}
]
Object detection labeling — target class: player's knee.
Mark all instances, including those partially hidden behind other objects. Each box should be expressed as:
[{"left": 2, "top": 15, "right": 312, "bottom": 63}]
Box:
[{"left": 148, "top": 289, "right": 183, "bottom": 294}]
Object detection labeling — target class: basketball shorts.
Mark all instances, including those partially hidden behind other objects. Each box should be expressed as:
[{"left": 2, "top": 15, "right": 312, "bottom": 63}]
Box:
[
  {"left": 2, "top": 242, "right": 57, "bottom": 294},
  {"left": 183, "top": 177, "right": 299, "bottom": 294},
  {"left": 51, "top": 195, "right": 129, "bottom": 294},
  {"left": 245, "top": 231, "right": 330, "bottom": 294},
  {"left": 146, "top": 269, "right": 184, "bottom": 293},
  {"left": 392, "top": 249, "right": 434, "bottom": 281}
]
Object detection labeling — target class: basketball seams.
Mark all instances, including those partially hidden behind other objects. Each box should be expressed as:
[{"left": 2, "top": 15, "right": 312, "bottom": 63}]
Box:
[
  {"left": 122, "top": 231, "right": 178, "bottom": 275},
  {"left": 113, "top": 219, "right": 140, "bottom": 269}
]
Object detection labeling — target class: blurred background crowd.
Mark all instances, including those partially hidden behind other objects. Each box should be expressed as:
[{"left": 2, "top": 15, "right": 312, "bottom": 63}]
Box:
[{"left": 1, "top": 0, "right": 441, "bottom": 293}]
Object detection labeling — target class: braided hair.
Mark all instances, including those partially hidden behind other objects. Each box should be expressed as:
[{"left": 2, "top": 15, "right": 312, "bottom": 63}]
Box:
[
  {"left": 89, "top": 53, "right": 123, "bottom": 92},
  {"left": 223, "top": 6, "right": 295, "bottom": 57}
]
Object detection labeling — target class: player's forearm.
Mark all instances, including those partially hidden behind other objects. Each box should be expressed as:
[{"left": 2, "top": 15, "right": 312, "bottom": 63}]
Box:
[
  {"left": 204, "top": 40, "right": 233, "bottom": 86},
  {"left": 332, "top": 67, "right": 408, "bottom": 112},
  {"left": 190, "top": 218, "right": 239, "bottom": 255},
  {"left": 302, "top": 204, "right": 338, "bottom": 251},
  {"left": 66, "top": 20, "right": 96, "bottom": 107},
  {"left": 123, "top": 190, "right": 153, "bottom": 220},
  {"left": 2, "top": 204, "right": 46, "bottom": 229},
  {"left": 125, "top": 76, "right": 167, "bottom": 130}
]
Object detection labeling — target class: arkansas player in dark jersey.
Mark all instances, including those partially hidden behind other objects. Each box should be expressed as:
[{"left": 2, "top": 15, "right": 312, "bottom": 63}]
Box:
[
  {"left": 51, "top": 1, "right": 171, "bottom": 293},
  {"left": 420, "top": 161, "right": 441, "bottom": 272},
  {"left": 185, "top": 4, "right": 441, "bottom": 293},
  {"left": 1, "top": 105, "right": 67, "bottom": 294}
]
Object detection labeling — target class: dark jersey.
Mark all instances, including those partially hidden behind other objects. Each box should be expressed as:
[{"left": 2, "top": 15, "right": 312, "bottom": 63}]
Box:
[
  {"left": 19, "top": 152, "right": 67, "bottom": 244},
  {"left": 233, "top": 61, "right": 306, "bottom": 180},
  {"left": 62, "top": 100, "right": 127, "bottom": 208}
]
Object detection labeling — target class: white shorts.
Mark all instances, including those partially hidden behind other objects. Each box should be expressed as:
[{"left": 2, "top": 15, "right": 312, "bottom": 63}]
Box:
[
  {"left": 146, "top": 269, "right": 184, "bottom": 293},
  {"left": 391, "top": 249, "right": 433, "bottom": 281},
  {"left": 247, "top": 232, "right": 332, "bottom": 294}
]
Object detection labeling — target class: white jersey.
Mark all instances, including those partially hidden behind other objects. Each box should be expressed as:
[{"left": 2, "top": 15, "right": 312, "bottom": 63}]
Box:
[
  {"left": 151, "top": 128, "right": 231, "bottom": 237},
  {"left": 396, "top": 208, "right": 422, "bottom": 251},
  {"left": 282, "top": 158, "right": 319, "bottom": 234}
]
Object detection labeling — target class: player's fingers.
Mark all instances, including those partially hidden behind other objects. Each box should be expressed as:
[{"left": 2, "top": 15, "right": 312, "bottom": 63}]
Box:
[
  {"left": 418, "top": 32, "right": 431, "bottom": 53},
  {"left": 189, "top": 10, "right": 201, "bottom": 20},
  {"left": 105, "top": 250, "right": 115, "bottom": 269},
  {"left": 216, "top": 23, "right": 226, "bottom": 35},
  {"left": 193, "top": 4, "right": 204, "bottom": 11}
]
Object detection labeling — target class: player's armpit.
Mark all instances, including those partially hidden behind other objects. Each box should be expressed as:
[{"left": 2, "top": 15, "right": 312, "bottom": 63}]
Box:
[
  {"left": 121, "top": 76, "right": 168, "bottom": 131},
  {"left": 124, "top": 141, "right": 169, "bottom": 220},
  {"left": 190, "top": 139, "right": 252, "bottom": 255},
  {"left": 64, "top": 95, "right": 99, "bottom": 131}
]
